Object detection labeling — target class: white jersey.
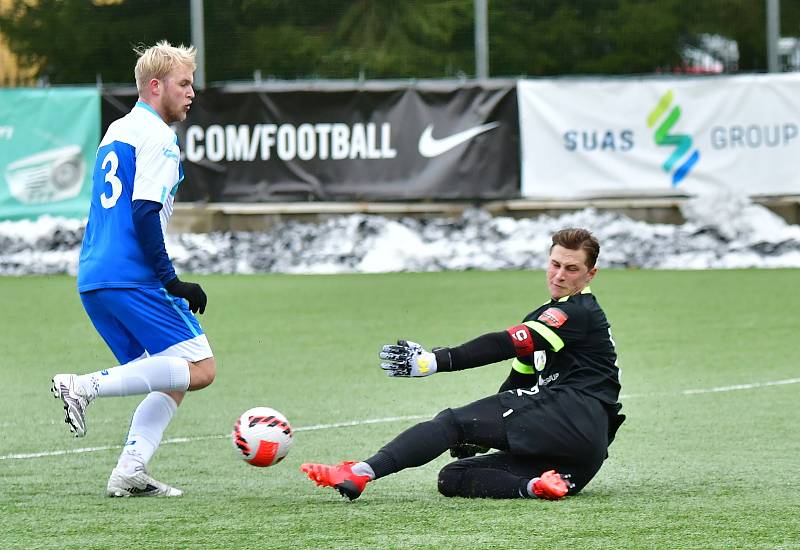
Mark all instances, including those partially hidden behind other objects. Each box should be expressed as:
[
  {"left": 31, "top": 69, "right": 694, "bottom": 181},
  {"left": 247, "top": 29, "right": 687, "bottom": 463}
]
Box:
[{"left": 77, "top": 101, "right": 184, "bottom": 292}]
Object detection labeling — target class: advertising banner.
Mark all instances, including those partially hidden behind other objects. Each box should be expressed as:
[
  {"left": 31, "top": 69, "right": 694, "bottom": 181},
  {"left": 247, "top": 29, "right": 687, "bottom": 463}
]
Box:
[
  {"left": 107, "top": 82, "right": 518, "bottom": 202},
  {"left": 518, "top": 74, "right": 800, "bottom": 198},
  {"left": 0, "top": 88, "right": 100, "bottom": 219}
]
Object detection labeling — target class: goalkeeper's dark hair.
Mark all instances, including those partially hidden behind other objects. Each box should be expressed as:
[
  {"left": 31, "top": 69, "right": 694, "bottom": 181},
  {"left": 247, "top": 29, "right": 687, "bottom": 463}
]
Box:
[{"left": 551, "top": 228, "right": 599, "bottom": 269}]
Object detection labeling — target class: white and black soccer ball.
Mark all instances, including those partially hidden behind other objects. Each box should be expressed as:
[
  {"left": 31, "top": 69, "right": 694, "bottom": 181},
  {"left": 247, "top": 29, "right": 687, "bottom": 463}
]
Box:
[{"left": 232, "top": 407, "right": 294, "bottom": 467}]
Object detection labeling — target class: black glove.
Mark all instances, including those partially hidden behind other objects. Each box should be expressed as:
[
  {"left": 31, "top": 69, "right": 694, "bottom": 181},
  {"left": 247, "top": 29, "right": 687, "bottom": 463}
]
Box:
[
  {"left": 165, "top": 277, "right": 207, "bottom": 314},
  {"left": 449, "top": 443, "right": 490, "bottom": 459}
]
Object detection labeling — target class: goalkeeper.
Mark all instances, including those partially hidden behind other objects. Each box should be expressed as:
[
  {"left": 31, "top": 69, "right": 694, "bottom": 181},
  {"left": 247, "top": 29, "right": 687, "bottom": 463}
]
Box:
[{"left": 301, "top": 227, "right": 625, "bottom": 501}]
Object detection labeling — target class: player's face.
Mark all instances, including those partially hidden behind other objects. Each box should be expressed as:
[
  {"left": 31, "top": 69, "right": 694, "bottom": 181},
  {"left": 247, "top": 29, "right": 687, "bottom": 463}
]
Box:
[
  {"left": 547, "top": 245, "right": 597, "bottom": 299},
  {"left": 160, "top": 65, "right": 195, "bottom": 124}
]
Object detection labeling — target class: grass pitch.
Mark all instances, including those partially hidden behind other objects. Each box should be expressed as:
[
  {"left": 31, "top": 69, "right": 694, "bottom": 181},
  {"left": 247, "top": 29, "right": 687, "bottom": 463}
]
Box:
[{"left": 1, "top": 270, "right": 799, "bottom": 549}]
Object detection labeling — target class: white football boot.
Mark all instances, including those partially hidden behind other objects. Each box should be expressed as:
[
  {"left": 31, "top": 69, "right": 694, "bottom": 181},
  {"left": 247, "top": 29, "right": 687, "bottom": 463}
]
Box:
[
  {"left": 107, "top": 466, "right": 183, "bottom": 497},
  {"left": 51, "top": 374, "right": 94, "bottom": 437}
]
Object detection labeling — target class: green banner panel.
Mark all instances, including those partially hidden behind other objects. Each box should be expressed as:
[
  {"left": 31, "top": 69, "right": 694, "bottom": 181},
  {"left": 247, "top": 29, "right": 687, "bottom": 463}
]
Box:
[{"left": 0, "top": 87, "right": 100, "bottom": 220}]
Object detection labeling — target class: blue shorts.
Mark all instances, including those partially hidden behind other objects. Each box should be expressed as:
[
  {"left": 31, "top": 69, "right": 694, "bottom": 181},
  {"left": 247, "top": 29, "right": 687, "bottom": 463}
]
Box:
[{"left": 80, "top": 287, "right": 213, "bottom": 364}]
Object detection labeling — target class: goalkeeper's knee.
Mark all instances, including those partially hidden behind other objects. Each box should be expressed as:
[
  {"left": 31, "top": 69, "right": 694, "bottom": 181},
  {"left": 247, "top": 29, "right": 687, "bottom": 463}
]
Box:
[{"left": 437, "top": 462, "right": 465, "bottom": 498}]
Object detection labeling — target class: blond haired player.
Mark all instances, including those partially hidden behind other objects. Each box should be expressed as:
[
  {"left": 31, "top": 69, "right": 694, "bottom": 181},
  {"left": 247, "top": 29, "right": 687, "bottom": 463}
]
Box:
[{"left": 52, "top": 41, "right": 215, "bottom": 497}]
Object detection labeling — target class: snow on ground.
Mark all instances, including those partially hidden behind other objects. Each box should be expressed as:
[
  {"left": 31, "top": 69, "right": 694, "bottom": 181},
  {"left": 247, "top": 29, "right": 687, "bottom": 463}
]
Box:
[{"left": 2, "top": 192, "right": 800, "bottom": 276}]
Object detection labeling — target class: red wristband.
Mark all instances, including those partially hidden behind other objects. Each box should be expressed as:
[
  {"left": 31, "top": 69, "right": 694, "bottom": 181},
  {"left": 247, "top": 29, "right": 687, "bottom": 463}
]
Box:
[{"left": 506, "top": 324, "right": 534, "bottom": 357}]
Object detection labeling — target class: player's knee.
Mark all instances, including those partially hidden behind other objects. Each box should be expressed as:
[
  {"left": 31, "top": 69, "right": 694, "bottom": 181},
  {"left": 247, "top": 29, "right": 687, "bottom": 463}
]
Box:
[
  {"left": 437, "top": 461, "right": 466, "bottom": 498},
  {"left": 432, "top": 408, "right": 460, "bottom": 433},
  {"left": 189, "top": 357, "right": 216, "bottom": 390},
  {"left": 427, "top": 408, "right": 463, "bottom": 448}
]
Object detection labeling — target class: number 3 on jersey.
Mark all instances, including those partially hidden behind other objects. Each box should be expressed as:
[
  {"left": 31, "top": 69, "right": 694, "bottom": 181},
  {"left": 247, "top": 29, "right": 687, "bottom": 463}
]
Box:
[{"left": 99, "top": 150, "right": 122, "bottom": 209}]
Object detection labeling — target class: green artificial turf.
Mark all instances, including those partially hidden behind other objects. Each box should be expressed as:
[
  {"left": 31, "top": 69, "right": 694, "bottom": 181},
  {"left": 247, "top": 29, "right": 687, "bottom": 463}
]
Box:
[{"left": 1, "top": 270, "right": 798, "bottom": 549}]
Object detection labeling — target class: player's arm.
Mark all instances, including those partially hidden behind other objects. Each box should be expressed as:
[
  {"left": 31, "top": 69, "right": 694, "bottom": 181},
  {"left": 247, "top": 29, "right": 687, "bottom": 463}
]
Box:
[
  {"left": 380, "top": 303, "right": 591, "bottom": 378},
  {"left": 378, "top": 323, "right": 541, "bottom": 378},
  {"left": 436, "top": 324, "right": 538, "bottom": 372},
  {"left": 132, "top": 137, "right": 207, "bottom": 314},
  {"left": 132, "top": 199, "right": 176, "bottom": 285},
  {"left": 131, "top": 200, "right": 206, "bottom": 314}
]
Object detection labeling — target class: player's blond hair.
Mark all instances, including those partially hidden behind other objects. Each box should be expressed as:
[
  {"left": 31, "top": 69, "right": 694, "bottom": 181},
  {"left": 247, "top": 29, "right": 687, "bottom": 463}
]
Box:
[{"left": 134, "top": 40, "right": 196, "bottom": 93}]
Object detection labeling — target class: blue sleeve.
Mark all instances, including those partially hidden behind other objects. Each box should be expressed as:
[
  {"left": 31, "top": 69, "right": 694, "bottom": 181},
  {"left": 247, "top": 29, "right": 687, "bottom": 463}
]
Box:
[{"left": 131, "top": 199, "right": 177, "bottom": 286}]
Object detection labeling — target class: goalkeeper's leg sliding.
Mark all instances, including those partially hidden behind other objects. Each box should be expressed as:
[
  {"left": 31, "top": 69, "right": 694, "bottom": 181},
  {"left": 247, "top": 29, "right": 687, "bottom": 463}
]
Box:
[{"left": 299, "top": 400, "right": 573, "bottom": 501}]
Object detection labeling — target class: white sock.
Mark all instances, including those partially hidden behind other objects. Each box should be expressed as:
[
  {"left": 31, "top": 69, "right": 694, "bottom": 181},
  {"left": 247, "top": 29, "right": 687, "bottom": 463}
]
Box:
[
  {"left": 526, "top": 477, "right": 539, "bottom": 498},
  {"left": 351, "top": 461, "right": 376, "bottom": 479},
  {"left": 76, "top": 356, "right": 190, "bottom": 398},
  {"left": 117, "top": 392, "right": 178, "bottom": 474}
]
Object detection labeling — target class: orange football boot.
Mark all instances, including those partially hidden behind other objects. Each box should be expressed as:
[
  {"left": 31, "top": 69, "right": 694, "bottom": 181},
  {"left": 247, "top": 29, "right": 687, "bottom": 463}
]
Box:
[
  {"left": 531, "top": 470, "right": 573, "bottom": 500},
  {"left": 300, "top": 461, "right": 371, "bottom": 501}
]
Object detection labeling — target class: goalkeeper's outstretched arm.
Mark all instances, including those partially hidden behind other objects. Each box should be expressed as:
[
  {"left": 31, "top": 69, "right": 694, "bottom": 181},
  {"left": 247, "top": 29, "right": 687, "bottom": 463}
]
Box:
[
  {"left": 435, "top": 321, "right": 542, "bottom": 372},
  {"left": 433, "top": 331, "right": 516, "bottom": 372},
  {"left": 380, "top": 324, "right": 540, "bottom": 377}
]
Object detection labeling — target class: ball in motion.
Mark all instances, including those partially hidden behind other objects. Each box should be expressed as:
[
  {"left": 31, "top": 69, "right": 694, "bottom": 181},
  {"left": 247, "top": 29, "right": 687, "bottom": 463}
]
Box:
[{"left": 232, "top": 407, "right": 294, "bottom": 467}]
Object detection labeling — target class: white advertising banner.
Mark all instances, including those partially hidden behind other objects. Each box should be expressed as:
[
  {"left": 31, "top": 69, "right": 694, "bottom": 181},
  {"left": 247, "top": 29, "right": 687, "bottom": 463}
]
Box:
[{"left": 518, "top": 74, "right": 800, "bottom": 198}]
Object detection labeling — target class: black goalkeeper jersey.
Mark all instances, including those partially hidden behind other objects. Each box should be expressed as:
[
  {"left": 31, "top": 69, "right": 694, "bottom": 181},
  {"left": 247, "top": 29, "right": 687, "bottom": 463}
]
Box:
[{"left": 499, "top": 287, "right": 621, "bottom": 407}]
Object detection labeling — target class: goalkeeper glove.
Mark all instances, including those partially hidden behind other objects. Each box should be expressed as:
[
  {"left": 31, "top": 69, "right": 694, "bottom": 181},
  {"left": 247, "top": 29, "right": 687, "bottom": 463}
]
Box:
[
  {"left": 165, "top": 277, "right": 207, "bottom": 314},
  {"left": 379, "top": 340, "right": 437, "bottom": 377}
]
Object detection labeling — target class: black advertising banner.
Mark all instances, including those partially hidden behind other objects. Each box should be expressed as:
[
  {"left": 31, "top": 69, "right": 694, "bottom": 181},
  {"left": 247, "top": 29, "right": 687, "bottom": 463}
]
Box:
[
  {"left": 104, "top": 81, "right": 519, "bottom": 202},
  {"left": 101, "top": 86, "right": 138, "bottom": 135}
]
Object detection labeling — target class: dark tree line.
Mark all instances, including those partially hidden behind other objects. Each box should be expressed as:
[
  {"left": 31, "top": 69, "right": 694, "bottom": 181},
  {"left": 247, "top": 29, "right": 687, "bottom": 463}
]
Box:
[{"left": 1, "top": 0, "right": 799, "bottom": 85}]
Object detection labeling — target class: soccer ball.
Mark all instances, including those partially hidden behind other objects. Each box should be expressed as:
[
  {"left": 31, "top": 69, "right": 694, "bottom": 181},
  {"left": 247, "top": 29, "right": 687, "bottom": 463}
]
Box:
[{"left": 232, "top": 407, "right": 294, "bottom": 467}]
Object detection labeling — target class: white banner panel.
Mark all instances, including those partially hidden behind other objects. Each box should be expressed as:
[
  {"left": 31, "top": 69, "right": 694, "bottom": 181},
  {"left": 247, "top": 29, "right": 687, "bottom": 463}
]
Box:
[{"left": 518, "top": 74, "right": 800, "bottom": 198}]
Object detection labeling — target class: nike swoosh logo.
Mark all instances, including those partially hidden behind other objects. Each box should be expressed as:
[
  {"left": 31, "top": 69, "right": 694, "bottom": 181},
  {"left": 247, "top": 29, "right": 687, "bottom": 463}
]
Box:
[
  {"left": 418, "top": 122, "right": 501, "bottom": 158},
  {"left": 129, "top": 484, "right": 159, "bottom": 494}
]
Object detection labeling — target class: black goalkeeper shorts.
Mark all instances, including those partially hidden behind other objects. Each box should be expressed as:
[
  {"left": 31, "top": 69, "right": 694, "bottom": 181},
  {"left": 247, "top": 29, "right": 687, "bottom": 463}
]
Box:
[
  {"left": 448, "top": 385, "right": 614, "bottom": 491},
  {"left": 497, "top": 385, "right": 610, "bottom": 463}
]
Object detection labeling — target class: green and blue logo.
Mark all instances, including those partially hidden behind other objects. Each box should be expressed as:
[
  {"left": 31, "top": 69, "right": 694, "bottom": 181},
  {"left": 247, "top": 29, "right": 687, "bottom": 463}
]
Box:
[{"left": 647, "top": 90, "right": 700, "bottom": 187}]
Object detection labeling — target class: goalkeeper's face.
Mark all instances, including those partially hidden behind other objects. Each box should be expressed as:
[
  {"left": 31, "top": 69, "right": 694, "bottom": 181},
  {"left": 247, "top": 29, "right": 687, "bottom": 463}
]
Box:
[{"left": 547, "top": 245, "right": 597, "bottom": 299}]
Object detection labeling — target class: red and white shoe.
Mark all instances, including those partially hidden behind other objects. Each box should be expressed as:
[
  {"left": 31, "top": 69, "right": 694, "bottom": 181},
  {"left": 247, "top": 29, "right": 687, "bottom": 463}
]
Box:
[
  {"left": 300, "top": 461, "right": 371, "bottom": 501},
  {"left": 531, "top": 470, "right": 573, "bottom": 500}
]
